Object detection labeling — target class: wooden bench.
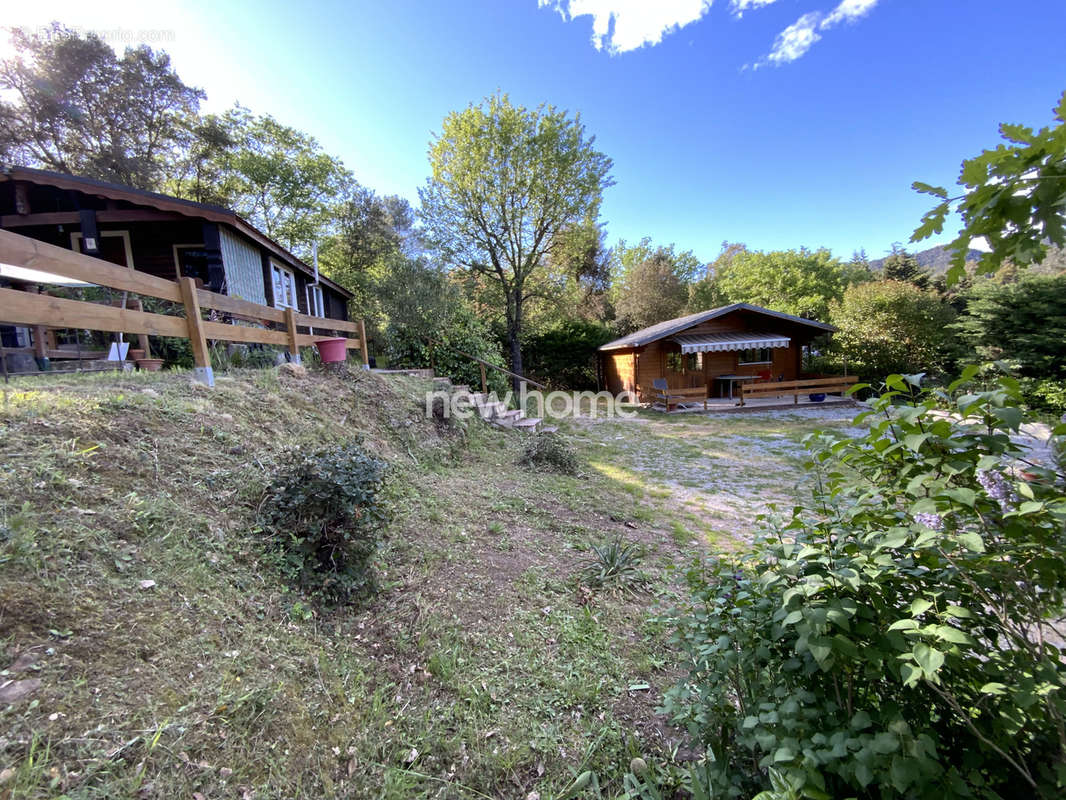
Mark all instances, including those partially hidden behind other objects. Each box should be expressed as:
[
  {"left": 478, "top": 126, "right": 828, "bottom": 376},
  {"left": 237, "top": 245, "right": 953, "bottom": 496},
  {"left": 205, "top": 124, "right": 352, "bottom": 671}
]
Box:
[
  {"left": 653, "top": 379, "right": 708, "bottom": 411},
  {"left": 740, "top": 376, "right": 857, "bottom": 406}
]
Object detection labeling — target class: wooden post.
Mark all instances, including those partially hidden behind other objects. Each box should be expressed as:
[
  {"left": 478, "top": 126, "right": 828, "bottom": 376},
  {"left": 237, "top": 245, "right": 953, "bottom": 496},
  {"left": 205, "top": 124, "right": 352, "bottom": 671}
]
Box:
[
  {"left": 128, "top": 298, "right": 152, "bottom": 358},
  {"left": 358, "top": 318, "right": 368, "bottom": 367},
  {"left": 480, "top": 361, "right": 487, "bottom": 394},
  {"left": 284, "top": 307, "right": 301, "bottom": 363},
  {"left": 179, "top": 276, "right": 213, "bottom": 386}
]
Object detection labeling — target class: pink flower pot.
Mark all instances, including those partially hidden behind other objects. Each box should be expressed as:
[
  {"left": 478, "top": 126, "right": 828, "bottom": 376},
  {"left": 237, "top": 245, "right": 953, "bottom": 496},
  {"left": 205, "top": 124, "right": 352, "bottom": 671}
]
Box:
[{"left": 315, "top": 338, "right": 348, "bottom": 363}]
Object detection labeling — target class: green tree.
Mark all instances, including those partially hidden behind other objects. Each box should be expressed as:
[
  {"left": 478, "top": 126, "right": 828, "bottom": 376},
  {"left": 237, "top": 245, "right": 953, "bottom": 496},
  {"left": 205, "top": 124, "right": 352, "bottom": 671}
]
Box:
[
  {"left": 0, "top": 24, "right": 203, "bottom": 189},
  {"left": 419, "top": 93, "right": 613, "bottom": 389},
  {"left": 880, "top": 244, "right": 931, "bottom": 289},
  {"left": 830, "top": 280, "right": 957, "bottom": 379},
  {"left": 209, "top": 106, "right": 353, "bottom": 254},
  {"left": 912, "top": 90, "right": 1066, "bottom": 283},
  {"left": 613, "top": 249, "right": 690, "bottom": 331},
  {"left": 715, "top": 247, "right": 864, "bottom": 322},
  {"left": 376, "top": 256, "right": 507, "bottom": 392},
  {"left": 954, "top": 273, "right": 1066, "bottom": 379},
  {"left": 687, "top": 241, "right": 745, "bottom": 312}
]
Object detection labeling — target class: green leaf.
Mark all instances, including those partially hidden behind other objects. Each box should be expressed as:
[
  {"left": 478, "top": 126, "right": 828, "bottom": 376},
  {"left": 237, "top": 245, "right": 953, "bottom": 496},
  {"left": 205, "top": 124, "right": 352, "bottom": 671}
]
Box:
[
  {"left": 903, "top": 433, "right": 930, "bottom": 452},
  {"left": 913, "top": 644, "right": 945, "bottom": 677},
  {"left": 909, "top": 598, "right": 933, "bottom": 616},
  {"left": 980, "top": 682, "right": 1008, "bottom": 695},
  {"left": 773, "top": 746, "right": 796, "bottom": 763},
  {"left": 850, "top": 710, "right": 872, "bottom": 730},
  {"left": 944, "top": 488, "right": 976, "bottom": 507},
  {"left": 992, "top": 406, "right": 1023, "bottom": 430},
  {"left": 888, "top": 619, "right": 919, "bottom": 632},
  {"left": 934, "top": 625, "right": 973, "bottom": 645},
  {"left": 912, "top": 181, "right": 949, "bottom": 199},
  {"left": 956, "top": 532, "right": 985, "bottom": 552}
]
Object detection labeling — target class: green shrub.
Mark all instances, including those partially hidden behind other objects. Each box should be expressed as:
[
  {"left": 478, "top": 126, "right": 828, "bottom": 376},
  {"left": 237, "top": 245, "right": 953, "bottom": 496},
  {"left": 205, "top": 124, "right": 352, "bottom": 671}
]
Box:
[
  {"left": 581, "top": 537, "right": 648, "bottom": 593},
  {"left": 260, "top": 443, "right": 388, "bottom": 603},
  {"left": 662, "top": 370, "right": 1066, "bottom": 799},
  {"left": 1022, "top": 378, "right": 1066, "bottom": 415},
  {"left": 518, "top": 432, "right": 580, "bottom": 474}
]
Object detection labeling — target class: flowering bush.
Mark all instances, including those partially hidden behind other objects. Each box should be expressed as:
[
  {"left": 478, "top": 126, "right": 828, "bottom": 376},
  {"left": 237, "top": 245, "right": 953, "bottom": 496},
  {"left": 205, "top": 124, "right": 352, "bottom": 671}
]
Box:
[{"left": 663, "top": 370, "right": 1066, "bottom": 799}]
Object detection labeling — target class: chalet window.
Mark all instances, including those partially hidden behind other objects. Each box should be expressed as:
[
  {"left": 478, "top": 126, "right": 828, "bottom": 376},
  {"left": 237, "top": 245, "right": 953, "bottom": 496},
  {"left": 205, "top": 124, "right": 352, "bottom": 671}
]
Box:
[
  {"left": 306, "top": 284, "right": 325, "bottom": 318},
  {"left": 271, "top": 263, "right": 298, "bottom": 309},
  {"left": 739, "top": 347, "right": 772, "bottom": 365},
  {"left": 666, "top": 352, "right": 703, "bottom": 373}
]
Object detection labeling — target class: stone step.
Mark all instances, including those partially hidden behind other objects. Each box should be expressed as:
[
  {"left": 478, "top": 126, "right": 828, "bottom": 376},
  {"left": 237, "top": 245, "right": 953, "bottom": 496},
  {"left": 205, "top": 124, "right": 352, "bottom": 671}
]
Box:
[
  {"left": 539, "top": 425, "right": 559, "bottom": 434},
  {"left": 492, "top": 416, "right": 516, "bottom": 429},
  {"left": 453, "top": 384, "right": 470, "bottom": 394},
  {"left": 498, "top": 409, "right": 523, "bottom": 420},
  {"left": 513, "top": 417, "right": 542, "bottom": 430}
]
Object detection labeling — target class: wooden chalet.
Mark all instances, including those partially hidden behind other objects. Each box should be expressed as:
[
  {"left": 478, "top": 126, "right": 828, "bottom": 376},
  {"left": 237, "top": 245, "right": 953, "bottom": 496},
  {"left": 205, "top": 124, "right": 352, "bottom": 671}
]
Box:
[
  {"left": 0, "top": 166, "right": 352, "bottom": 356},
  {"left": 599, "top": 303, "right": 837, "bottom": 404}
]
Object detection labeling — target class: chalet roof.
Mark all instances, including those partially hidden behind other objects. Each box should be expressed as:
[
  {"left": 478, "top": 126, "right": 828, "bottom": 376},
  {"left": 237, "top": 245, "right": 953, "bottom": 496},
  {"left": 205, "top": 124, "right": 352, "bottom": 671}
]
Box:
[
  {"left": 598, "top": 303, "right": 835, "bottom": 352},
  {"left": 0, "top": 166, "right": 353, "bottom": 299}
]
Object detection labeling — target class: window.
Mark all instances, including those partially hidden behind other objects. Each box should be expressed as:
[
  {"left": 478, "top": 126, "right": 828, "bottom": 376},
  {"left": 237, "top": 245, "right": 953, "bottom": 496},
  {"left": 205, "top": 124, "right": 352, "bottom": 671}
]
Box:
[
  {"left": 739, "top": 347, "right": 773, "bottom": 365},
  {"left": 306, "top": 284, "right": 325, "bottom": 318},
  {"left": 271, "top": 262, "right": 298, "bottom": 309},
  {"left": 173, "top": 244, "right": 210, "bottom": 284},
  {"left": 666, "top": 352, "right": 703, "bottom": 373}
]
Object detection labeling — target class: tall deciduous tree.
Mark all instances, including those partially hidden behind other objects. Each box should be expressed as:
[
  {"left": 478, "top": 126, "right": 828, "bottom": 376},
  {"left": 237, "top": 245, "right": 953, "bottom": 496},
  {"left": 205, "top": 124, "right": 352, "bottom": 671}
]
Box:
[
  {"left": 830, "top": 280, "right": 957, "bottom": 379},
  {"left": 714, "top": 247, "right": 867, "bottom": 322},
  {"left": 613, "top": 249, "right": 690, "bottom": 332},
  {"left": 419, "top": 93, "right": 613, "bottom": 388},
  {"left": 210, "top": 106, "right": 353, "bottom": 255},
  {"left": 0, "top": 24, "right": 204, "bottom": 189}
]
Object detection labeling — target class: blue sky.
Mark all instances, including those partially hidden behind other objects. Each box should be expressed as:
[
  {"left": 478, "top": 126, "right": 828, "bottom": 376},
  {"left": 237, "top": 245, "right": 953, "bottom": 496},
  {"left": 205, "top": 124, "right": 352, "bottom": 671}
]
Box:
[{"left": 5, "top": 0, "right": 1066, "bottom": 263}]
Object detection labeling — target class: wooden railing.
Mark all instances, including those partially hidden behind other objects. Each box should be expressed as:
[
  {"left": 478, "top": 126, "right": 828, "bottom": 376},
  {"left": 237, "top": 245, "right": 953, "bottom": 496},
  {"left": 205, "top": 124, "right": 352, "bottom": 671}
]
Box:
[
  {"left": 0, "top": 229, "right": 365, "bottom": 386},
  {"left": 740, "top": 375, "right": 857, "bottom": 406}
]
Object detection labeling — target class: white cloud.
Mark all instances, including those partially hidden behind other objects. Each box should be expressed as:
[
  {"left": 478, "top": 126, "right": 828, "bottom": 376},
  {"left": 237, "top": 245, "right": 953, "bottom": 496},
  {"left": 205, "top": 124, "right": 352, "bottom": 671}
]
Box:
[
  {"left": 539, "top": 0, "right": 713, "bottom": 54},
  {"left": 757, "top": 0, "right": 880, "bottom": 67},
  {"left": 730, "top": 0, "right": 780, "bottom": 17},
  {"left": 822, "top": 0, "right": 879, "bottom": 27},
  {"left": 763, "top": 11, "right": 822, "bottom": 65}
]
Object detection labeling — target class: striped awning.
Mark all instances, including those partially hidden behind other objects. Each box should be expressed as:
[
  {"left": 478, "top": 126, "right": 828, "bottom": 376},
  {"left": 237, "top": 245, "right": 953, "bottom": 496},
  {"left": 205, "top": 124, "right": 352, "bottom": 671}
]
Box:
[{"left": 672, "top": 332, "right": 791, "bottom": 354}]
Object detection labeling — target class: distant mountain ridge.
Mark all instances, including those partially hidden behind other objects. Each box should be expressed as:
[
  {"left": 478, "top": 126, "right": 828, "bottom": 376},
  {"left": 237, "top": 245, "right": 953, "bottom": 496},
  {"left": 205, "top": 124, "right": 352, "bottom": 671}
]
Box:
[{"left": 869, "top": 244, "right": 984, "bottom": 275}]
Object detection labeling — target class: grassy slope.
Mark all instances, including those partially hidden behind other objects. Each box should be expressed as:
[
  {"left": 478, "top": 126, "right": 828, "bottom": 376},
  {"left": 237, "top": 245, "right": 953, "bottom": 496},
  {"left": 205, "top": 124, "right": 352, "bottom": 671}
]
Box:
[{"left": 0, "top": 369, "right": 855, "bottom": 799}]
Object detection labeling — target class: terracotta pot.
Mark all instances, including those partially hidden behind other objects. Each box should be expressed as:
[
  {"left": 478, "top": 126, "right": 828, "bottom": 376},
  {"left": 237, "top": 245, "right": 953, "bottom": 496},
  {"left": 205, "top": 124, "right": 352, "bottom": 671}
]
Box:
[
  {"left": 136, "top": 358, "right": 164, "bottom": 372},
  {"left": 127, "top": 349, "right": 145, "bottom": 362}
]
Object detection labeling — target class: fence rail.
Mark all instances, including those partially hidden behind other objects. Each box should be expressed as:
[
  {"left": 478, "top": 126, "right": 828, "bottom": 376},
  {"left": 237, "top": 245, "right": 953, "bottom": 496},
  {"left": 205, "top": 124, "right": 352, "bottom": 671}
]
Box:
[
  {"left": 739, "top": 375, "right": 857, "bottom": 406},
  {"left": 0, "top": 229, "right": 365, "bottom": 386}
]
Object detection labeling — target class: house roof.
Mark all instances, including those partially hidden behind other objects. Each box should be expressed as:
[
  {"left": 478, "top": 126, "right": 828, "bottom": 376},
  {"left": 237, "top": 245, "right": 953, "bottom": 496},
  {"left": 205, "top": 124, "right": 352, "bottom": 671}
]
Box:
[
  {"left": 0, "top": 166, "right": 353, "bottom": 299},
  {"left": 598, "top": 303, "right": 836, "bottom": 351}
]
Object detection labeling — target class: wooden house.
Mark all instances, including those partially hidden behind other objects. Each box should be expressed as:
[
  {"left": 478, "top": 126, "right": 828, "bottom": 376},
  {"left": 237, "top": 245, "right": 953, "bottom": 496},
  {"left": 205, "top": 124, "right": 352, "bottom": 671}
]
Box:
[
  {"left": 0, "top": 167, "right": 353, "bottom": 344},
  {"left": 599, "top": 303, "right": 836, "bottom": 402}
]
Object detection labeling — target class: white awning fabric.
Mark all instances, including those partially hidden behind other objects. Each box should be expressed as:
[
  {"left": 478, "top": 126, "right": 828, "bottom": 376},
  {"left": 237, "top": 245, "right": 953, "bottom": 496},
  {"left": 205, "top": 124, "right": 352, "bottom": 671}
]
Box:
[
  {"left": 672, "top": 332, "right": 791, "bottom": 354},
  {"left": 0, "top": 263, "right": 92, "bottom": 286}
]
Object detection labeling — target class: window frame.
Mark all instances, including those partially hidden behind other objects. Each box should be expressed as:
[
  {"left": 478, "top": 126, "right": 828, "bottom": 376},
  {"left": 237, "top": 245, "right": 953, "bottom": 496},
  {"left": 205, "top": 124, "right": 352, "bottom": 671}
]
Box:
[
  {"left": 305, "top": 283, "right": 325, "bottom": 318},
  {"left": 738, "top": 347, "right": 773, "bottom": 365},
  {"left": 270, "top": 261, "right": 298, "bottom": 309}
]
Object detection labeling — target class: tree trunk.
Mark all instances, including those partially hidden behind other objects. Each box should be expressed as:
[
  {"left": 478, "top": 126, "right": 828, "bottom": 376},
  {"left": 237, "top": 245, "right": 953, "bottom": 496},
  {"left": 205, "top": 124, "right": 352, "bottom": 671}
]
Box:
[{"left": 509, "top": 291, "right": 524, "bottom": 395}]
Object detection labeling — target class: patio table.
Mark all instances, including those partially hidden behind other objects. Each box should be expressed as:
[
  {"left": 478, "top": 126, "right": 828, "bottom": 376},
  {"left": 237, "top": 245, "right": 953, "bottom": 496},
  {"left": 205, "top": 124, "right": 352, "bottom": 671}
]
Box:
[{"left": 714, "top": 374, "right": 757, "bottom": 400}]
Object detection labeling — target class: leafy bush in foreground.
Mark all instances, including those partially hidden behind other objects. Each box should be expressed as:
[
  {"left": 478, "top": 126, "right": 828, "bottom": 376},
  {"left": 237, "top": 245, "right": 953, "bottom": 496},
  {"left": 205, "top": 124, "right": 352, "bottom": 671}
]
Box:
[
  {"left": 260, "top": 443, "right": 387, "bottom": 603},
  {"left": 663, "top": 371, "right": 1066, "bottom": 799}
]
